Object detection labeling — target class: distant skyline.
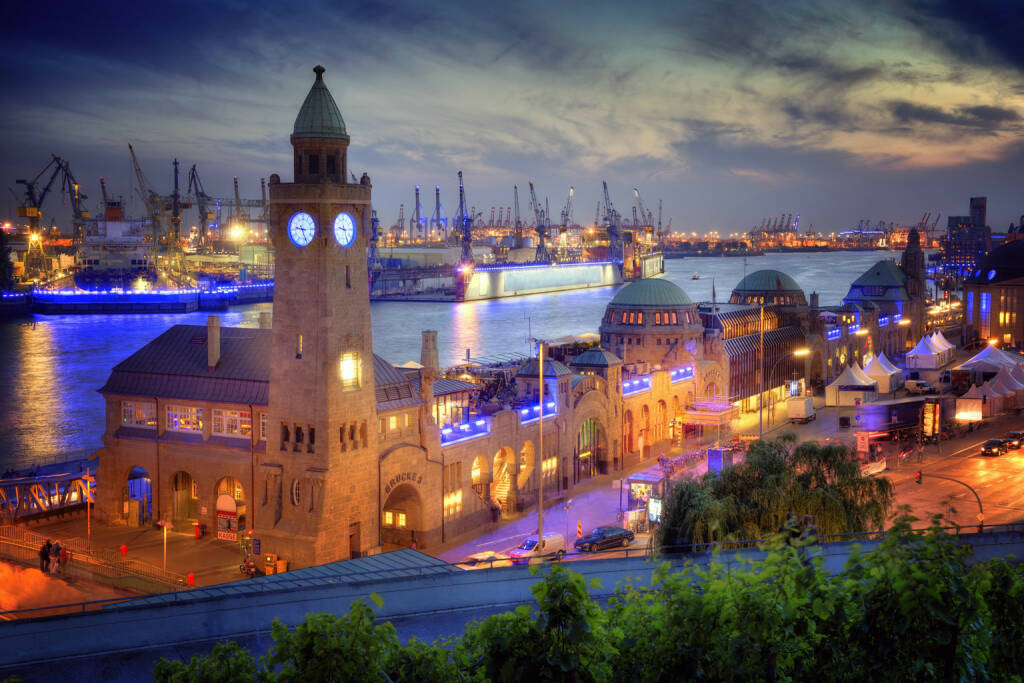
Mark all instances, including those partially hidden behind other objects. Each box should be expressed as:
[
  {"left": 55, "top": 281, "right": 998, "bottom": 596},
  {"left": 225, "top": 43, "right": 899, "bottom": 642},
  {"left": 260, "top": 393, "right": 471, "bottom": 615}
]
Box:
[{"left": 2, "top": 0, "right": 1023, "bottom": 234}]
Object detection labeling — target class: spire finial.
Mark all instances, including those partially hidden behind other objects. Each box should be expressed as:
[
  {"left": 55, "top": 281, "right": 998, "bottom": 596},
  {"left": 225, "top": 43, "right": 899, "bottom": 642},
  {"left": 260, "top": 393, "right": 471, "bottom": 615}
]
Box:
[{"left": 313, "top": 65, "right": 325, "bottom": 80}]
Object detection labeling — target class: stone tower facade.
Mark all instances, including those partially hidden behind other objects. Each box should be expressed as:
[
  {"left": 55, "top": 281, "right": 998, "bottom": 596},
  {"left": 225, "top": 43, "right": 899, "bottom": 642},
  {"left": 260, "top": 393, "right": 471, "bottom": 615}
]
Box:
[
  {"left": 258, "top": 66, "right": 379, "bottom": 566},
  {"left": 900, "top": 228, "right": 927, "bottom": 340}
]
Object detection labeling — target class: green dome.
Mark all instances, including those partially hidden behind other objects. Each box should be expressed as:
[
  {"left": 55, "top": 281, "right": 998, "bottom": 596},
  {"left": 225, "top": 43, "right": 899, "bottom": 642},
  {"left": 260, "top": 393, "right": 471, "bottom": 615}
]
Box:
[
  {"left": 292, "top": 66, "right": 349, "bottom": 140},
  {"left": 732, "top": 269, "right": 803, "bottom": 294},
  {"left": 609, "top": 278, "right": 692, "bottom": 308}
]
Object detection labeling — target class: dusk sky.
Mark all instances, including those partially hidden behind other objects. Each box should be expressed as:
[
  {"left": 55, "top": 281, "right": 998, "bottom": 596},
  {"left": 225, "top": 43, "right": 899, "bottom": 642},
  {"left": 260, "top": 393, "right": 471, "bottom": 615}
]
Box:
[{"left": 3, "top": 0, "right": 1023, "bottom": 234}]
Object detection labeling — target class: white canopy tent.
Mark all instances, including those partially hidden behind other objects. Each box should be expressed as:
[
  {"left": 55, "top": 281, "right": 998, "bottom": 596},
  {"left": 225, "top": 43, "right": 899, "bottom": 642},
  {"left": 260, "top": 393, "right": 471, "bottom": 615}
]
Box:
[
  {"left": 825, "top": 365, "right": 878, "bottom": 407},
  {"left": 863, "top": 355, "right": 904, "bottom": 393},
  {"left": 906, "top": 335, "right": 943, "bottom": 369},
  {"left": 980, "top": 380, "right": 1005, "bottom": 416},
  {"left": 957, "top": 345, "right": 1021, "bottom": 374},
  {"left": 929, "top": 332, "right": 955, "bottom": 365},
  {"left": 991, "top": 374, "right": 1019, "bottom": 410},
  {"left": 955, "top": 384, "right": 985, "bottom": 422}
]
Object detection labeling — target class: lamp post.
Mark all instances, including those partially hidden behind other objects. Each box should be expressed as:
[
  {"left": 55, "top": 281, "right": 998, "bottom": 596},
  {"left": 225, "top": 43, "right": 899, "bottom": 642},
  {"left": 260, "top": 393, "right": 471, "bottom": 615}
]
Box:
[{"left": 759, "top": 348, "right": 810, "bottom": 438}]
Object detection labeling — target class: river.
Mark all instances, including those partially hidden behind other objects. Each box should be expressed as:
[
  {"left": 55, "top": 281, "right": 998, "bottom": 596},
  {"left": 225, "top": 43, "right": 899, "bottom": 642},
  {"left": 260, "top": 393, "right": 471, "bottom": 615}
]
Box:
[{"left": 0, "top": 250, "right": 892, "bottom": 469}]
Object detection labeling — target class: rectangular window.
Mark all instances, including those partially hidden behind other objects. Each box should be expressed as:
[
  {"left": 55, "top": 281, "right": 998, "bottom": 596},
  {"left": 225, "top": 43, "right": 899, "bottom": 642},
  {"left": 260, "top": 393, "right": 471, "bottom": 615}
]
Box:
[
  {"left": 212, "top": 409, "right": 252, "bottom": 438},
  {"left": 655, "top": 312, "right": 661, "bottom": 325},
  {"left": 379, "top": 418, "right": 385, "bottom": 435},
  {"left": 404, "top": 413, "right": 411, "bottom": 427},
  {"left": 308, "top": 154, "right": 319, "bottom": 174},
  {"left": 166, "top": 405, "right": 203, "bottom": 432},
  {"left": 967, "top": 291, "right": 974, "bottom": 325},
  {"left": 383, "top": 511, "right": 394, "bottom": 527},
  {"left": 981, "top": 292, "right": 992, "bottom": 338},
  {"left": 340, "top": 352, "right": 361, "bottom": 391},
  {"left": 326, "top": 155, "right": 336, "bottom": 175},
  {"left": 260, "top": 413, "right": 268, "bottom": 441},
  {"left": 389, "top": 414, "right": 398, "bottom": 431},
  {"left": 397, "top": 513, "right": 407, "bottom": 528},
  {"left": 121, "top": 401, "right": 156, "bottom": 428},
  {"left": 628, "top": 312, "right": 635, "bottom": 324},
  {"left": 637, "top": 312, "right": 643, "bottom": 324},
  {"left": 671, "top": 312, "right": 678, "bottom": 324},
  {"left": 621, "top": 312, "right": 627, "bottom": 323},
  {"left": 444, "top": 490, "right": 463, "bottom": 519}
]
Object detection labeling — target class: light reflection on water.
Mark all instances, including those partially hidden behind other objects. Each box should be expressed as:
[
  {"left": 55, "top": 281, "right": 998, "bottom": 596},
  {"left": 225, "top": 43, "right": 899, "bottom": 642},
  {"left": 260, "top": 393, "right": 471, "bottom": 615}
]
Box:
[{"left": 0, "top": 251, "right": 889, "bottom": 468}]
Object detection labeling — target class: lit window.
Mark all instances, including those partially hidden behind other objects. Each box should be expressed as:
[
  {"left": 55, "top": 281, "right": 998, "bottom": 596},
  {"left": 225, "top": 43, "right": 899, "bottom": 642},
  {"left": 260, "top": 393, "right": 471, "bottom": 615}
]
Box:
[
  {"left": 340, "top": 352, "right": 361, "bottom": 391},
  {"left": 212, "top": 409, "right": 252, "bottom": 438},
  {"left": 383, "top": 511, "right": 394, "bottom": 526},
  {"left": 379, "top": 418, "right": 385, "bottom": 434},
  {"left": 121, "top": 401, "right": 156, "bottom": 428},
  {"left": 166, "top": 405, "right": 203, "bottom": 432},
  {"left": 397, "top": 513, "right": 407, "bottom": 528},
  {"left": 629, "top": 312, "right": 635, "bottom": 324},
  {"left": 637, "top": 312, "right": 643, "bottom": 324},
  {"left": 404, "top": 413, "right": 410, "bottom": 427},
  {"left": 260, "top": 413, "right": 268, "bottom": 441},
  {"left": 671, "top": 312, "right": 678, "bottom": 324},
  {"left": 655, "top": 312, "right": 661, "bottom": 325},
  {"left": 389, "top": 415, "right": 398, "bottom": 430}
]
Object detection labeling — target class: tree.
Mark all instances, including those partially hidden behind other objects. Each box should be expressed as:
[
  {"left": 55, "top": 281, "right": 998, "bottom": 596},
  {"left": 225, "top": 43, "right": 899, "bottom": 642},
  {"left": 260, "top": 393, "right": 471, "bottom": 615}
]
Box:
[{"left": 656, "top": 434, "right": 894, "bottom": 549}]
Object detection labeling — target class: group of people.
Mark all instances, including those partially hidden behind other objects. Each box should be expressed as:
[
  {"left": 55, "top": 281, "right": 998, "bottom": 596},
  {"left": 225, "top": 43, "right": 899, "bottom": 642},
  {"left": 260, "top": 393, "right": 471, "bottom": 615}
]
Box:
[{"left": 38, "top": 538, "right": 70, "bottom": 576}]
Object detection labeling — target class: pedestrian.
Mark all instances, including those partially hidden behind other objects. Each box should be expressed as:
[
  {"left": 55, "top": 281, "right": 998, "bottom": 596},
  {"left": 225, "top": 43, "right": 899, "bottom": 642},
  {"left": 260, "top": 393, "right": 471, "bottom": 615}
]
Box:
[
  {"left": 59, "top": 544, "right": 70, "bottom": 575},
  {"left": 409, "top": 533, "right": 418, "bottom": 551},
  {"left": 49, "top": 540, "right": 61, "bottom": 575},
  {"left": 38, "top": 539, "right": 51, "bottom": 573}
]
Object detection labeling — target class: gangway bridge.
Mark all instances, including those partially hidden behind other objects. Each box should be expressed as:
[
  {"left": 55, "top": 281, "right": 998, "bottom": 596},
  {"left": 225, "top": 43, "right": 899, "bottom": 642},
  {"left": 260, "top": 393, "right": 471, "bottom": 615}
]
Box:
[{"left": 0, "top": 467, "right": 95, "bottom": 523}]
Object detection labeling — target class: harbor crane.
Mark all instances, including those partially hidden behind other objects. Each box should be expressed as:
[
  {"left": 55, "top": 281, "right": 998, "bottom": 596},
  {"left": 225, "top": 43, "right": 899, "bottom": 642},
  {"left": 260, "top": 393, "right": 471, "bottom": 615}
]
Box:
[
  {"left": 633, "top": 187, "right": 654, "bottom": 240},
  {"left": 186, "top": 165, "right": 214, "bottom": 247},
  {"left": 430, "top": 185, "right": 447, "bottom": 240},
  {"left": 390, "top": 203, "right": 405, "bottom": 241},
  {"left": 513, "top": 185, "right": 523, "bottom": 249},
  {"left": 601, "top": 180, "right": 621, "bottom": 259},
  {"left": 52, "top": 157, "right": 91, "bottom": 244},
  {"left": 411, "top": 186, "right": 426, "bottom": 240},
  {"left": 15, "top": 155, "right": 64, "bottom": 236},
  {"left": 455, "top": 171, "right": 474, "bottom": 263},
  {"left": 528, "top": 181, "right": 550, "bottom": 262},
  {"left": 559, "top": 186, "right": 574, "bottom": 234}
]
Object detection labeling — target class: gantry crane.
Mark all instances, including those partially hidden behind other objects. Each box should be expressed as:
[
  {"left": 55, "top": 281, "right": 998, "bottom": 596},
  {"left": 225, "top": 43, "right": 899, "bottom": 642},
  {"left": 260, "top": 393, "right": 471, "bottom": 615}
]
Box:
[
  {"left": 559, "top": 187, "right": 574, "bottom": 234},
  {"left": 15, "top": 155, "right": 64, "bottom": 236},
  {"left": 455, "top": 171, "right": 474, "bottom": 263},
  {"left": 430, "top": 185, "right": 447, "bottom": 240},
  {"left": 412, "top": 186, "right": 426, "bottom": 240},
  {"left": 601, "top": 180, "right": 621, "bottom": 259},
  {"left": 527, "top": 181, "right": 550, "bottom": 262},
  {"left": 186, "top": 164, "right": 214, "bottom": 249},
  {"left": 513, "top": 185, "right": 523, "bottom": 249}
]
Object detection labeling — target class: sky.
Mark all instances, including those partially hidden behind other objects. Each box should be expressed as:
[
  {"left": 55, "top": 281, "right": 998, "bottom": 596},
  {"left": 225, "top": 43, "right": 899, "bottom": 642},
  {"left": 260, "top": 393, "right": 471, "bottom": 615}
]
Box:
[{"left": 2, "top": 0, "right": 1023, "bottom": 235}]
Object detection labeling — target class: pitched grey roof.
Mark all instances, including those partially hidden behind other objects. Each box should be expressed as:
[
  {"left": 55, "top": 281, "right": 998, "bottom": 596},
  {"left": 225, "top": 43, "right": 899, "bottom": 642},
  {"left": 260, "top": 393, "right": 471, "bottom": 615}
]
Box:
[
  {"left": 570, "top": 348, "right": 623, "bottom": 368},
  {"left": 517, "top": 357, "right": 573, "bottom": 377},
  {"left": 406, "top": 373, "right": 478, "bottom": 397},
  {"left": 292, "top": 65, "right": 348, "bottom": 140},
  {"left": 100, "top": 324, "right": 419, "bottom": 410},
  {"left": 722, "top": 326, "right": 806, "bottom": 357}
]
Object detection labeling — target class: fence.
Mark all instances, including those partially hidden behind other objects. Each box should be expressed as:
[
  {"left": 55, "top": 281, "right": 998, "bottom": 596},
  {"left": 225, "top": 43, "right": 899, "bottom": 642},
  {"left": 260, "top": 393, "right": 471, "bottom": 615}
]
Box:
[{"left": 0, "top": 525, "right": 191, "bottom": 597}]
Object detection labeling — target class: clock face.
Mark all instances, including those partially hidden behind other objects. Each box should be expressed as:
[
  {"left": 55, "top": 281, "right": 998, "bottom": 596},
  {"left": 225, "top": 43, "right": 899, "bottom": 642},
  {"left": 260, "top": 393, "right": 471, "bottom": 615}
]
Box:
[
  {"left": 288, "top": 212, "right": 316, "bottom": 247},
  {"left": 334, "top": 212, "right": 356, "bottom": 247}
]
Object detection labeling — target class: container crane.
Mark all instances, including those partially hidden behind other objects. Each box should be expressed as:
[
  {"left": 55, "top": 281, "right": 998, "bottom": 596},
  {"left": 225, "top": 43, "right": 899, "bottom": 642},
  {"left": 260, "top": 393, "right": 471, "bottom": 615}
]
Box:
[
  {"left": 186, "top": 165, "right": 214, "bottom": 248},
  {"left": 430, "top": 185, "right": 447, "bottom": 240},
  {"left": 601, "top": 180, "right": 620, "bottom": 260},
  {"left": 528, "top": 181, "right": 550, "bottom": 262},
  {"left": 51, "top": 157, "right": 91, "bottom": 244},
  {"left": 411, "top": 186, "right": 425, "bottom": 241},
  {"left": 513, "top": 185, "right": 523, "bottom": 249},
  {"left": 559, "top": 187, "right": 574, "bottom": 234},
  {"left": 15, "top": 155, "right": 64, "bottom": 236},
  {"left": 128, "top": 144, "right": 163, "bottom": 250},
  {"left": 455, "top": 171, "right": 474, "bottom": 263},
  {"left": 633, "top": 187, "right": 654, "bottom": 241}
]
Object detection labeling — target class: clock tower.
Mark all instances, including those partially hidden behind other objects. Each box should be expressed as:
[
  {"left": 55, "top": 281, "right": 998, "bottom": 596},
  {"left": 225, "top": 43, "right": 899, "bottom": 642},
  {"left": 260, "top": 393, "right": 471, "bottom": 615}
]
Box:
[{"left": 259, "top": 65, "right": 379, "bottom": 566}]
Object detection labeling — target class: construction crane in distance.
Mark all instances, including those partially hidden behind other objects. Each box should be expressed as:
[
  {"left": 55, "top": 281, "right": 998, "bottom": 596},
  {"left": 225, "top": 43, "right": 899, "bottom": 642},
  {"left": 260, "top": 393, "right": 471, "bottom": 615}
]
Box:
[
  {"left": 430, "top": 185, "right": 447, "bottom": 240},
  {"left": 186, "top": 165, "right": 214, "bottom": 248},
  {"left": 601, "top": 180, "right": 620, "bottom": 259},
  {"left": 528, "top": 181, "right": 550, "bottom": 262},
  {"left": 513, "top": 185, "right": 523, "bottom": 249},
  {"left": 455, "top": 171, "right": 474, "bottom": 263},
  {"left": 559, "top": 187, "right": 574, "bottom": 234},
  {"left": 15, "top": 155, "right": 64, "bottom": 235}
]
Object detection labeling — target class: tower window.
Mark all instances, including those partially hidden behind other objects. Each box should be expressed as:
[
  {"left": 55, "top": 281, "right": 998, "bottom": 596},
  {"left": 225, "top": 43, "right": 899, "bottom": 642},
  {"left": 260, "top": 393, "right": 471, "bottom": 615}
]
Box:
[
  {"left": 308, "top": 155, "right": 319, "bottom": 175},
  {"left": 345, "top": 265, "right": 351, "bottom": 289},
  {"left": 296, "top": 333, "right": 303, "bottom": 359},
  {"left": 340, "top": 352, "right": 361, "bottom": 391},
  {"left": 326, "top": 155, "right": 336, "bottom": 175}
]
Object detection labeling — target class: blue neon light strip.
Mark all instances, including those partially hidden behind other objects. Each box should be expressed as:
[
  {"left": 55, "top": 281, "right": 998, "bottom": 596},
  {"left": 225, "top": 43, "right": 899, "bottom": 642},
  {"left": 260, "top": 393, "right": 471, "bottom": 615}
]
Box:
[
  {"left": 670, "top": 366, "right": 695, "bottom": 383},
  {"left": 848, "top": 324, "right": 860, "bottom": 334},
  {"left": 519, "top": 401, "right": 557, "bottom": 425},
  {"left": 827, "top": 328, "right": 841, "bottom": 341},
  {"left": 892, "top": 313, "right": 901, "bottom": 322},
  {"left": 471, "top": 260, "right": 616, "bottom": 272},
  {"left": 623, "top": 376, "right": 653, "bottom": 396},
  {"left": 878, "top": 316, "right": 889, "bottom": 327},
  {"left": 440, "top": 418, "right": 490, "bottom": 446}
]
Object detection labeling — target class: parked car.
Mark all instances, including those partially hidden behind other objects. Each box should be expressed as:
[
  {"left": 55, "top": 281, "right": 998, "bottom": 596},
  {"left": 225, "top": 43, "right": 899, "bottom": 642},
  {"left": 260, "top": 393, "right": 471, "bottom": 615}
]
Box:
[
  {"left": 455, "top": 551, "right": 511, "bottom": 571},
  {"left": 1004, "top": 431, "right": 1024, "bottom": 450},
  {"left": 905, "top": 380, "right": 936, "bottom": 395},
  {"left": 508, "top": 533, "right": 566, "bottom": 564},
  {"left": 981, "top": 438, "right": 1006, "bottom": 457},
  {"left": 573, "top": 526, "right": 635, "bottom": 553}
]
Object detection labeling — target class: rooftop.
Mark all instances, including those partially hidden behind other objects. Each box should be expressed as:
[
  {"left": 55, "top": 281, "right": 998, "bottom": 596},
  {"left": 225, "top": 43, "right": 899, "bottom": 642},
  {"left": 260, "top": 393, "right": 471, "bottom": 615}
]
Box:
[
  {"left": 732, "top": 269, "right": 803, "bottom": 294},
  {"left": 292, "top": 65, "right": 349, "bottom": 140},
  {"left": 608, "top": 278, "right": 692, "bottom": 308},
  {"left": 570, "top": 348, "right": 623, "bottom": 368},
  {"left": 517, "top": 357, "right": 573, "bottom": 378}
]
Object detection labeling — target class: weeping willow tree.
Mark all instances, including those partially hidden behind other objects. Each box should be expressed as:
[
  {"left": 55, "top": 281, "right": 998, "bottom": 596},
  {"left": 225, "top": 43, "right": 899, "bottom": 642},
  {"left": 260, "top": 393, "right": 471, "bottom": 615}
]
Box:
[{"left": 656, "top": 434, "right": 894, "bottom": 549}]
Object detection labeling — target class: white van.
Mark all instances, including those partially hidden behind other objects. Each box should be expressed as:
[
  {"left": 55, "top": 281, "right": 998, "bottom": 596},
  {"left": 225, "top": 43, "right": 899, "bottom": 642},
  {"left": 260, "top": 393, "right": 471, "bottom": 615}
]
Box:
[{"left": 508, "top": 533, "right": 566, "bottom": 564}]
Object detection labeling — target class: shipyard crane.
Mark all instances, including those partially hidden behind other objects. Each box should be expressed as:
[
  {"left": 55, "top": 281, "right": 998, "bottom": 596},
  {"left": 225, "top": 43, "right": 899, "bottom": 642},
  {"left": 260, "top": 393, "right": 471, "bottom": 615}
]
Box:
[
  {"left": 186, "top": 165, "right": 214, "bottom": 248},
  {"left": 455, "top": 171, "right": 474, "bottom": 263},
  {"left": 412, "top": 186, "right": 425, "bottom": 240},
  {"left": 601, "top": 180, "right": 621, "bottom": 254},
  {"left": 128, "top": 144, "right": 164, "bottom": 249},
  {"left": 390, "top": 203, "right": 405, "bottom": 242},
  {"left": 430, "top": 185, "right": 447, "bottom": 240},
  {"left": 594, "top": 201, "right": 601, "bottom": 230},
  {"left": 559, "top": 187, "right": 574, "bottom": 234},
  {"left": 528, "top": 181, "right": 550, "bottom": 262},
  {"left": 15, "top": 155, "right": 65, "bottom": 236},
  {"left": 513, "top": 185, "right": 523, "bottom": 249},
  {"left": 49, "top": 157, "right": 91, "bottom": 244},
  {"left": 633, "top": 187, "right": 654, "bottom": 240}
]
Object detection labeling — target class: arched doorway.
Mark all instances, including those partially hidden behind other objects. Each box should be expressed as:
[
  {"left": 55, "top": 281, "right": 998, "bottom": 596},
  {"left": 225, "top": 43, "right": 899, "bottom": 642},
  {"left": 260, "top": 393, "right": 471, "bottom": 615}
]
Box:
[
  {"left": 124, "top": 466, "right": 151, "bottom": 527},
  {"left": 655, "top": 401, "right": 667, "bottom": 441},
  {"left": 382, "top": 483, "right": 423, "bottom": 549},
  {"left": 215, "top": 477, "right": 246, "bottom": 541},
  {"left": 623, "top": 410, "right": 635, "bottom": 454},
  {"left": 576, "top": 417, "right": 607, "bottom": 481},
  {"left": 170, "top": 471, "right": 197, "bottom": 524},
  {"left": 471, "top": 455, "right": 490, "bottom": 499},
  {"left": 704, "top": 382, "right": 719, "bottom": 397},
  {"left": 492, "top": 447, "right": 516, "bottom": 512},
  {"left": 639, "top": 405, "right": 651, "bottom": 457},
  {"left": 517, "top": 441, "right": 535, "bottom": 491}
]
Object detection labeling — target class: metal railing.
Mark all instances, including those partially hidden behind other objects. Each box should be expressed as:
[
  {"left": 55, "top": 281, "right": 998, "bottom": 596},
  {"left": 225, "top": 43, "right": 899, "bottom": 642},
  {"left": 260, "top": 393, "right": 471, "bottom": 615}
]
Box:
[{"left": 0, "top": 525, "right": 191, "bottom": 595}]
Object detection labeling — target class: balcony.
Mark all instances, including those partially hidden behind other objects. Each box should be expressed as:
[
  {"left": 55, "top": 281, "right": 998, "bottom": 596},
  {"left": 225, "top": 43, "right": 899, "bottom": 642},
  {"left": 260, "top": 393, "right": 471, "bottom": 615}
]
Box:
[
  {"left": 440, "top": 417, "right": 490, "bottom": 446},
  {"left": 623, "top": 376, "right": 653, "bottom": 396},
  {"left": 670, "top": 366, "right": 695, "bottom": 384}
]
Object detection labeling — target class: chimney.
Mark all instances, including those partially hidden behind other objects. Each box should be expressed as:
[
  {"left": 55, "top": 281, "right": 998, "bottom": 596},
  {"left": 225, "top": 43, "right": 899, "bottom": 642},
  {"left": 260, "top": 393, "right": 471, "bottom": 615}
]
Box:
[
  {"left": 207, "top": 315, "right": 221, "bottom": 370},
  {"left": 258, "top": 311, "right": 272, "bottom": 329},
  {"left": 420, "top": 330, "right": 439, "bottom": 370},
  {"left": 809, "top": 291, "right": 819, "bottom": 309}
]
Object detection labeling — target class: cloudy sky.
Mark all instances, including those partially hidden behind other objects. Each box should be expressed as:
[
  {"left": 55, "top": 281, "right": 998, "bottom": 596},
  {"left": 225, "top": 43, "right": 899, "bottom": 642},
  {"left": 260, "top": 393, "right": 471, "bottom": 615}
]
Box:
[{"left": 2, "top": 0, "right": 1023, "bottom": 234}]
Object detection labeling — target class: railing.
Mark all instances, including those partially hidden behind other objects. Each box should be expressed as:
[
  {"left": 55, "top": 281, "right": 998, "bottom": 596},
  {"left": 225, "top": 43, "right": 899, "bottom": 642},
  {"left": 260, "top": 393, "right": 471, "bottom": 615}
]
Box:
[
  {"left": 440, "top": 417, "right": 490, "bottom": 446},
  {"left": 519, "top": 401, "right": 557, "bottom": 425},
  {"left": 623, "top": 376, "right": 653, "bottom": 396},
  {"left": 669, "top": 366, "right": 695, "bottom": 383},
  {"left": 0, "top": 525, "right": 191, "bottom": 595}
]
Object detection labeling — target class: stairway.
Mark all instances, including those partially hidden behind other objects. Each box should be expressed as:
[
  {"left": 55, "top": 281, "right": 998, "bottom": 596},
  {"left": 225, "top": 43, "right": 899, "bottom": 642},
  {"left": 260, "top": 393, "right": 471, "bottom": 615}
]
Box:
[{"left": 492, "top": 464, "right": 512, "bottom": 511}]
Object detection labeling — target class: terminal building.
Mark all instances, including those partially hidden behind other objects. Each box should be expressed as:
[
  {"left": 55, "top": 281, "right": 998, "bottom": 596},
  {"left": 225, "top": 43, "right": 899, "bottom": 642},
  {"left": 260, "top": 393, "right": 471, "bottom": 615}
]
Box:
[{"left": 93, "top": 67, "right": 929, "bottom": 570}]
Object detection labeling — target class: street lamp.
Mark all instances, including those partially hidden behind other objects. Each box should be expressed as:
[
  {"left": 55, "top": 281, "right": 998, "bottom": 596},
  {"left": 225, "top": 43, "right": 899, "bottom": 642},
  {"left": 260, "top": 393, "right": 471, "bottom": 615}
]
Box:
[{"left": 759, "top": 348, "right": 809, "bottom": 438}]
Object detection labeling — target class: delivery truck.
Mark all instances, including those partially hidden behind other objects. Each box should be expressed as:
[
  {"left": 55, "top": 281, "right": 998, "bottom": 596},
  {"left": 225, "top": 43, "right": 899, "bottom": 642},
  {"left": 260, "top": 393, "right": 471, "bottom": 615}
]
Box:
[{"left": 787, "top": 396, "right": 817, "bottom": 424}]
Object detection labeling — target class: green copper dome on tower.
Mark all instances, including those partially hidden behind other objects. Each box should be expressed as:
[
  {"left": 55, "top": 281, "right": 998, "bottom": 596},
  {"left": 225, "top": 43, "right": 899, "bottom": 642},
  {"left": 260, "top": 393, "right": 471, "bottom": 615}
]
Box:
[{"left": 292, "top": 65, "right": 349, "bottom": 140}]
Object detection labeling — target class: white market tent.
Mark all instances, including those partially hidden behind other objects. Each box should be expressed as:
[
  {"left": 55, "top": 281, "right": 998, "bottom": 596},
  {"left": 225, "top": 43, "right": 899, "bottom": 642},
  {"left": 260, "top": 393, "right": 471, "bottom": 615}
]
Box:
[
  {"left": 991, "top": 374, "right": 1019, "bottom": 410},
  {"left": 878, "top": 352, "right": 902, "bottom": 374},
  {"left": 906, "top": 335, "right": 942, "bottom": 369},
  {"left": 957, "top": 345, "right": 1021, "bottom": 374},
  {"left": 1012, "top": 365, "right": 1024, "bottom": 387},
  {"left": 995, "top": 366, "right": 1024, "bottom": 403},
  {"left": 864, "top": 355, "right": 904, "bottom": 393},
  {"left": 825, "top": 365, "right": 878, "bottom": 407},
  {"left": 929, "top": 332, "right": 955, "bottom": 365},
  {"left": 980, "top": 380, "right": 1005, "bottom": 416},
  {"left": 955, "top": 384, "right": 985, "bottom": 422}
]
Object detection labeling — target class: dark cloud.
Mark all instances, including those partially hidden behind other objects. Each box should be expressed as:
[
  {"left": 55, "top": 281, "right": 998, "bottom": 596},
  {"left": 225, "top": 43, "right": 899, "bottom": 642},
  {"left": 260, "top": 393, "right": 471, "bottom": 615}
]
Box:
[
  {"left": 902, "top": 0, "right": 1024, "bottom": 71},
  {"left": 888, "top": 100, "right": 1021, "bottom": 130}
]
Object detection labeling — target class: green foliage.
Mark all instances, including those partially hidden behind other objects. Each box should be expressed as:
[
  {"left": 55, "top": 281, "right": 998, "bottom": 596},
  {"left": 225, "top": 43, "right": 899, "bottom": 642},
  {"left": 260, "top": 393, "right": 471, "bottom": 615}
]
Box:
[
  {"left": 153, "top": 641, "right": 258, "bottom": 683},
  {"left": 153, "top": 522, "right": 1024, "bottom": 682},
  {"left": 656, "top": 434, "right": 894, "bottom": 548}
]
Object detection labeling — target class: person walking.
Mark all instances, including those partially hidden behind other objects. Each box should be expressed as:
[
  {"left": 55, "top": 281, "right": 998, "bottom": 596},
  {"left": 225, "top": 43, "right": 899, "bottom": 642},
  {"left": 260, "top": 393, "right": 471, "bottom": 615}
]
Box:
[
  {"left": 38, "top": 539, "right": 52, "bottom": 573},
  {"left": 49, "top": 540, "right": 61, "bottom": 575},
  {"left": 58, "top": 544, "right": 70, "bottom": 576}
]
